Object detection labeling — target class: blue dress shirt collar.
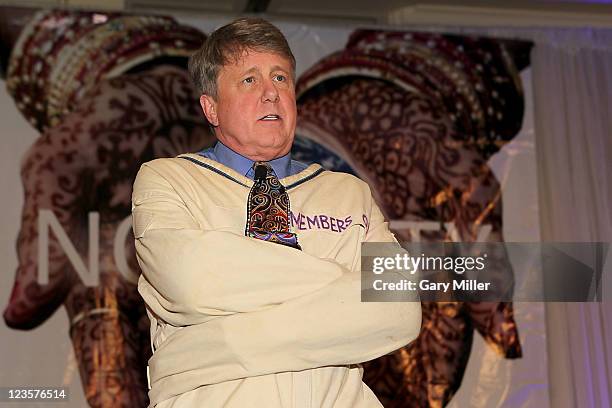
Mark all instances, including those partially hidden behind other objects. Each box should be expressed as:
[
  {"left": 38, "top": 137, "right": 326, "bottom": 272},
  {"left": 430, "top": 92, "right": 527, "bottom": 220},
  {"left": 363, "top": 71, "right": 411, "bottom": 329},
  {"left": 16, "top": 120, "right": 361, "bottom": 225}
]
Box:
[{"left": 213, "top": 140, "right": 292, "bottom": 179}]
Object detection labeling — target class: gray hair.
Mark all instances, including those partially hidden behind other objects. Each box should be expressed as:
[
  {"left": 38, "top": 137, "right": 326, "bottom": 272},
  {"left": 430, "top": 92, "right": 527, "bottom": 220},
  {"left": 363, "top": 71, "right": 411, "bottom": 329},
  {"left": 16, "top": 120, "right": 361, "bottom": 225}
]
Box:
[{"left": 188, "top": 17, "right": 296, "bottom": 99}]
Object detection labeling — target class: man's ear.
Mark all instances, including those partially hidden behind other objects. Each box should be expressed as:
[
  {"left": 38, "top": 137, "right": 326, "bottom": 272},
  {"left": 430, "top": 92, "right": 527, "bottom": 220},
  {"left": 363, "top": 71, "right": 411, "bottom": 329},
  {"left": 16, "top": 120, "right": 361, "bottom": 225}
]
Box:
[{"left": 200, "top": 94, "right": 219, "bottom": 126}]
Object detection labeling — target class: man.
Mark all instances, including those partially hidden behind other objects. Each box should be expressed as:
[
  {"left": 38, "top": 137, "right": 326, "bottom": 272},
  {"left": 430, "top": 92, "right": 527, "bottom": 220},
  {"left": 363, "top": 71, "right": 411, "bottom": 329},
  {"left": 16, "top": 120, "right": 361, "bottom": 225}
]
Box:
[{"left": 132, "top": 18, "right": 421, "bottom": 407}]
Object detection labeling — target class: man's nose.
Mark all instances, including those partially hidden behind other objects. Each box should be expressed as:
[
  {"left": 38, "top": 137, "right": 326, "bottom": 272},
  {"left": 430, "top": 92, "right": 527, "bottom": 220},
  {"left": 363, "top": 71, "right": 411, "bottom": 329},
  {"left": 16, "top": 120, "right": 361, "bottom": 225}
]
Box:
[{"left": 261, "top": 79, "right": 279, "bottom": 103}]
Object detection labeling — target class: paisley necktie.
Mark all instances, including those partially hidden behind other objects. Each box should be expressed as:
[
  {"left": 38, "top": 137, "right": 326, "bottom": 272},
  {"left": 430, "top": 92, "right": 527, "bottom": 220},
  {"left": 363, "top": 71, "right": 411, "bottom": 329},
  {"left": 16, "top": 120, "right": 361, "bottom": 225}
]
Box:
[{"left": 245, "top": 162, "right": 301, "bottom": 250}]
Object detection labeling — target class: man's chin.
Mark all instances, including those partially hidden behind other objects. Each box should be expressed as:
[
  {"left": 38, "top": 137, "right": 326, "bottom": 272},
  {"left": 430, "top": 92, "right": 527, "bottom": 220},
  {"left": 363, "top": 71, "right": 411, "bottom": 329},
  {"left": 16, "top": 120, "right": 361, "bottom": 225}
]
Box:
[
  {"left": 249, "top": 140, "right": 293, "bottom": 160},
  {"left": 218, "top": 133, "right": 293, "bottom": 160}
]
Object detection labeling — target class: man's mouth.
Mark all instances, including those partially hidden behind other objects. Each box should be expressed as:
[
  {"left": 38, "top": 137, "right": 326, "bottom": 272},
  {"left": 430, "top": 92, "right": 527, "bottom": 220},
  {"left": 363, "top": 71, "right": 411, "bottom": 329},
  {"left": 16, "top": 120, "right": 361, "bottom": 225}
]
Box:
[{"left": 259, "top": 114, "right": 281, "bottom": 121}]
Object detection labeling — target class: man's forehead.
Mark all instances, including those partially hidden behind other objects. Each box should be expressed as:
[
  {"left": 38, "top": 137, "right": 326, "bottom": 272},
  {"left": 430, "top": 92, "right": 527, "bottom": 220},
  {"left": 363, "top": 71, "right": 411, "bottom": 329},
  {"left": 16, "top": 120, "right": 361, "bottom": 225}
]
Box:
[{"left": 223, "top": 49, "right": 293, "bottom": 73}]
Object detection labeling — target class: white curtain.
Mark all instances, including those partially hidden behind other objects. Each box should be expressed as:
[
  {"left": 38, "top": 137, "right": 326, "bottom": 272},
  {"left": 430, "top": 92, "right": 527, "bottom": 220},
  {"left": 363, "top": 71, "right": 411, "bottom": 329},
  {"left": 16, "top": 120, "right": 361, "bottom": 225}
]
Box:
[
  {"left": 453, "top": 27, "right": 612, "bottom": 408},
  {"left": 385, "top": 19, "right": 612, "bottom": 406},
  {"left": 532, "top": 38, "right": 612, "bottom": 408}
]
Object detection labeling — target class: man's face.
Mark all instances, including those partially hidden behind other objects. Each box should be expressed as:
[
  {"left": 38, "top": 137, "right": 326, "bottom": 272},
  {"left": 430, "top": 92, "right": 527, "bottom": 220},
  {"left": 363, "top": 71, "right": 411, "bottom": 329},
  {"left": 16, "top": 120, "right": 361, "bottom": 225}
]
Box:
[{"left": 200, "top": 50, "right": 297, "bottom": 161}]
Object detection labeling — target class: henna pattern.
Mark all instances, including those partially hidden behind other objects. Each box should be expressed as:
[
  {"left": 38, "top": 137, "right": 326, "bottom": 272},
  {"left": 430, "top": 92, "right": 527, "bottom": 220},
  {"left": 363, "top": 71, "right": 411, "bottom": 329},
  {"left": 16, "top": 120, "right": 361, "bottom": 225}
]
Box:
[
  {"left": 5, "top": 65, "right": 214, "bottom": 407},
  {"left": 4, "top": 14, "right": 530, "bottom": 407},
  {"left": 298, "top": 65, "right": 523, "bottom": 406}
]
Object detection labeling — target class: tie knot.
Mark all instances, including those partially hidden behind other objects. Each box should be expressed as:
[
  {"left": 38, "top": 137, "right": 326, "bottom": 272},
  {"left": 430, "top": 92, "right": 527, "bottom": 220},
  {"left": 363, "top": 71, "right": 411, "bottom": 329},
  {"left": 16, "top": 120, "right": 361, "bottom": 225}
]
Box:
[{"left": 253, "top": 162, "right": 272, "bottom": 180}]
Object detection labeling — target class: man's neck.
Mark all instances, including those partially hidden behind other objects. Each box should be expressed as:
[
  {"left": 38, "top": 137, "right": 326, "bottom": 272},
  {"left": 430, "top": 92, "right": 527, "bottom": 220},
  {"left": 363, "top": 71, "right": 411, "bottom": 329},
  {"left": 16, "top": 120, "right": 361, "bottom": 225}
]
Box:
[{"left": 212, "top": 140, "right": 293, "bottom": 178}]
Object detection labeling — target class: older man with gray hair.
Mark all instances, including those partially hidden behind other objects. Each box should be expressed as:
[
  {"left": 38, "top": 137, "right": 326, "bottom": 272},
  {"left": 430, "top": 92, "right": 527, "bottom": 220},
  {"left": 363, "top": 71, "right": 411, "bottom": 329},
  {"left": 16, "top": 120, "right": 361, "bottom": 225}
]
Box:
[{"left": 132, "top": 17, "right": 421, "bottom": 408}]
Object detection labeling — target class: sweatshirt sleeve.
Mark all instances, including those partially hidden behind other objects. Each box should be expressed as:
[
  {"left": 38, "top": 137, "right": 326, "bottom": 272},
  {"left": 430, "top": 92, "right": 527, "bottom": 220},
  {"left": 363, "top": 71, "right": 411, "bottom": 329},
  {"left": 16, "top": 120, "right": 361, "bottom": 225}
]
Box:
[
  {"left": 148, "top": 266, "right": 422, "bottom": 393},
  {"left": 363, "top": 182, "right": 399, "bottom": 244}
]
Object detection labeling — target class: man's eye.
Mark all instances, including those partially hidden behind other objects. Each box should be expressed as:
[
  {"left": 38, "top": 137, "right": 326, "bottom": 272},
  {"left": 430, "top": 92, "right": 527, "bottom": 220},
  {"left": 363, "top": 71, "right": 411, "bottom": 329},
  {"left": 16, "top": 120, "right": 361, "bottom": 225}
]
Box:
[
  {"left": 274, "top": 74, "right": 286, "bottom": 82},
  {"left": 243, "top": 77, "right": 255, "bottom": 84}
]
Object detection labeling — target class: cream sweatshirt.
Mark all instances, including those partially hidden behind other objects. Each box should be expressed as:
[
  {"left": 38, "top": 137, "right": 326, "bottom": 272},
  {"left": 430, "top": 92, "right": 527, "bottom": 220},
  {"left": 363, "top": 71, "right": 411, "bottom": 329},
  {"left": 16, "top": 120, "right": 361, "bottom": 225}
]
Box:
[{"left": 132, "top": 153, "right": 421, "bottom": 408}]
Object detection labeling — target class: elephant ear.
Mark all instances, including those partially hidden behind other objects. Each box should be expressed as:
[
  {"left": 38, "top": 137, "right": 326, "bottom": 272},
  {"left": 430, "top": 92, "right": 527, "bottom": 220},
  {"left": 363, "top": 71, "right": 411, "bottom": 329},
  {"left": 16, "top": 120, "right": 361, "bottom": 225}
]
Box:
[
  {"left": 4, "top": 116, "right": 83, "bottom": 330},
  {"left": 4, "top": 67, "right": 213, "bottom": 330},
  {"left": 296, "top": 28, "right": 528, "bottom": 407}
]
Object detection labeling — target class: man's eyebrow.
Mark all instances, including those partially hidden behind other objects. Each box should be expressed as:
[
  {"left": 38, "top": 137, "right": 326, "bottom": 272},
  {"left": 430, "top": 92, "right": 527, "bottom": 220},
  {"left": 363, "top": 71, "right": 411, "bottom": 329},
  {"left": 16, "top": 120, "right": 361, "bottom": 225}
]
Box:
[
  {"left": 238, "top": 65, "right": 292, "bottom": 78},
  {"left": 240, "top": 67, "right": 259, "bottom": 76},
  {"left": 270, "top": 65, "right": 290, "bottom": 73}
]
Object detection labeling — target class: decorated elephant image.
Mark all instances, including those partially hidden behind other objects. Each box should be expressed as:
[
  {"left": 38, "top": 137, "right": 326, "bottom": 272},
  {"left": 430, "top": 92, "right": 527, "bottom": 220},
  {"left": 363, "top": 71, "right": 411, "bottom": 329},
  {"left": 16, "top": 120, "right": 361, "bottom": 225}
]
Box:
[
  {"left": 1, "top": 8, "right": 213, "bottom": 406},
  {"left": 293, "top": 29, "right": 530, "bottom": 407},
  {"left": 2, "top": 8, "right": 530, "bottom": 407}
]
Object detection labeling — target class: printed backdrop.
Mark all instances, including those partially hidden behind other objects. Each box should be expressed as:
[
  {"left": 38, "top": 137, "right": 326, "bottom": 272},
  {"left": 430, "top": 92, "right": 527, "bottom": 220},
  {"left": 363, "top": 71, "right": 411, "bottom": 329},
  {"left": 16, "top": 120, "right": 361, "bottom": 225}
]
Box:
[{"left": 0, "top": 8, "right": 546, "bottom": 408}]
